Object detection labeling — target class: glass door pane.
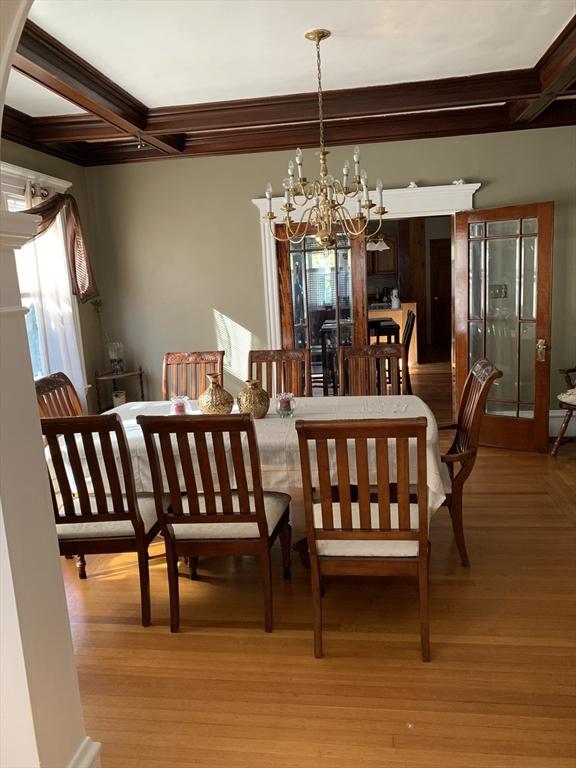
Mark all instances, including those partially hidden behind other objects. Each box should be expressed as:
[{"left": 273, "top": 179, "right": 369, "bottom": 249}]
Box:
[
  {"left": 467, "top": 216, "right": 539, "bottom": 418},
  {"left": 287, "top": 232, "right": 353, "bottom": 394}
]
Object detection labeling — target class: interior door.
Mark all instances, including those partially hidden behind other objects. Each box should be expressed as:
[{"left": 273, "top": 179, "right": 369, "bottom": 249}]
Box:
[
  {"left": 430, "top": 238, "right": 452, "bottom": 349},
  {"left": 454, "top": 202, "right": 553, "bottom": 451}
]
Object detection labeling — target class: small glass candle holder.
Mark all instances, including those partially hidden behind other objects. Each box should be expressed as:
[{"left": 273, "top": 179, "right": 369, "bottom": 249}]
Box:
[
  {"left": 276, "top": 392, "right": 295, "bottom": 418},
  {"left": 170, "top": 395, "right": 189, "bottom": 415}
]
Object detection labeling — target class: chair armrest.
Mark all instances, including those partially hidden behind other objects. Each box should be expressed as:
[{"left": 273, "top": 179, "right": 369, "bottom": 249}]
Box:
[
  {"left": 441, "top": 449, "right": 474, "bottom": 464},
  {"left": 438, "top": 422, "right": 458, "bottom": 430},
  {"left": 559, "top": 367, "right": 576, "bottom": 374}
]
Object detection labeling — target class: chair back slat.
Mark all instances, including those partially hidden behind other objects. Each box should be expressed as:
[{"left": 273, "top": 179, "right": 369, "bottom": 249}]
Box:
[
  {"left": 375, "top": 438, "right": 391, "bottom": 528},
  {"left": 193, "top": 431, "right": 217, "bottom": 515},
  {"left": 229, "top": 431, "right": 251, "bottom": 512},
  {"left": 316, "top": 439, "right": 334, "bottom": 530},
  {"left": 355, "top": 438, "right": 371, "bottom": 528},
  {"left": 162, "top": 351, "right": 224, "bottom": 400},
  {"left": 36, "top": 372, "right": 83, "bottom": 418},
  {"left": 63, "top": 432, "right": 92, "bottom": 515},
  {"left": 335, "top": 439, "right": 352, "bottom": 529},
  {"left": 159, "top": 432, "right": 183, "bottom": 513},
  {"left": 176, "top": 432, "right": 199, "bottom": 515},
  {"left": 212, "top": 431, "right": 233, "bottom": 514},
  {"left": 45, "top": 432, "right": 76, "bottom": 516},
  {"left": 137, "top": 415, "right": 268, "bottom": 532},
  {"left": 41, "top": 415, "right": 142, "bottom": 530},
  {"left": 339, "top": 344, "right": 408, "bottom": 396},
  {"left": 248, "top": 349, "right": 312, "bottom": 397},
  {"left": 402, "top": 310, "right": 416, "bottom": 349},
  {"left": 80, "top": 432, "right": 107, "bottom": 511},
  {"left": 296, "top": 418, "right": 428, "bottom": 550},
  {"left": 99, "top": 430, "right": 124, "bottom": 512},
  {"left": 396, "top": 437, "right": 411, "bottom": 529}
]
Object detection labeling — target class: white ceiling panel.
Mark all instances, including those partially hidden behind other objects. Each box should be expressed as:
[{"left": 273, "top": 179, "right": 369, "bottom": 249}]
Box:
[
  {"left": 27, "top": 0, "right": 575, "bottom": 108},
  {"left": 5, "top": 69, "right": 86, "bottom": 116}
]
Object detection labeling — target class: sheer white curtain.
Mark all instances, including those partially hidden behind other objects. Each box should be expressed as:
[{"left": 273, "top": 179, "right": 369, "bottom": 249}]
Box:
[{"left": 10, "top": 184, "right": 88, "bottom": 408}]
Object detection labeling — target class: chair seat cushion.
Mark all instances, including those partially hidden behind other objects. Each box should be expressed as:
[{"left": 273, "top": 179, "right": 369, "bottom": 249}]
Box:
[
  {"left": 558, "top": 387, "right": 576, "bottom": 406},
  {"left": 56, "top": 494, "right": 162, "bottom": 539},
  {"left": 170, "top": 492, "right": 290, "bottom": 540},
  {"left": 313, "top": 502, "right": 428, "bottom": 558}
]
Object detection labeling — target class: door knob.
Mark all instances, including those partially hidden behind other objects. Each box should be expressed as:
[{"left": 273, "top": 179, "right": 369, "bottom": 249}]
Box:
[{"left": 536, "top": 338, "right": 549, "bottom": 362}]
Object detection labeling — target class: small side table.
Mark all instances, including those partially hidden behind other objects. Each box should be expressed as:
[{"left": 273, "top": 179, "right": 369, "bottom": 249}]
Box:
[{"left": 95, "top": 367, "right": 145, "bottom": 412}]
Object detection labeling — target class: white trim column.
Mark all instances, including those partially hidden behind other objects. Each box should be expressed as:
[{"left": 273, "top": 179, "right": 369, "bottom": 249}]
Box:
[
  {"left": 253, "top": 182, "right": 480, "bottom": 348},
  {"left": 0, "top": 211, "right": 101, "bottom": 768}
]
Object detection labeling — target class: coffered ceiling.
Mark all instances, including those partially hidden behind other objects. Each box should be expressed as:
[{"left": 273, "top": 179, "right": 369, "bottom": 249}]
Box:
[{"left": 2, "top": 0, "right": 575, "bottom": 166}]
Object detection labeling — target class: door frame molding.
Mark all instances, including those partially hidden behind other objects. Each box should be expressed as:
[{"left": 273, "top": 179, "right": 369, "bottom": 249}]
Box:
[{"left": 253, "top": 182, "right": 481, "bottom": 347}]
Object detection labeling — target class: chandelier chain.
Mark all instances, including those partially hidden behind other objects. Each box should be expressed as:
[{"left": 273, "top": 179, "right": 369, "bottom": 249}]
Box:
[{"left": 316, "top": 39, "right": 324, "bottom": 156}]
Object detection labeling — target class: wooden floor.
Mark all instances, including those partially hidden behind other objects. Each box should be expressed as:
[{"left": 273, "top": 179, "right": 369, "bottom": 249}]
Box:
[{"left": 63, "top": 367, "right": 576, "bottom": 767}]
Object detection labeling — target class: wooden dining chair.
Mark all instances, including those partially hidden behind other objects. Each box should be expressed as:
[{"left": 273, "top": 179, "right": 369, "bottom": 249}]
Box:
[
  {"left": 296, "top": 417, "right": 431, "bottom": 661},
  {"left": 137, "top": 413, "right": 292, "bottom": 633},
  {"left": 401, "top": 310, "right": 416, "bottom": 395},
  {"left": 162, "top": 351, "right": 224, "bottom": 400},
  {"left": 551, "top": 366, "right": 576, "bottom": 456},
  {"left": 248, "top": 349, "right": 312, "bottom": 397},
  {"left": 35, "top": 371, "right": 83, "bottom": 417},
  {"left": 41, "top": 414, "right": 162, "bottom": 626},
  {"left": 339, "top": 343, "right": 408, "bottom": 396},
  {"left": 440, "top": 358, "right": 502, "bottom": 566}
]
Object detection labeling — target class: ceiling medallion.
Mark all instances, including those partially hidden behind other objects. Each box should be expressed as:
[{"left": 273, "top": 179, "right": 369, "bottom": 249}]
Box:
[{"left": 263, "top": 29, "right": 386, "bottom": 249}]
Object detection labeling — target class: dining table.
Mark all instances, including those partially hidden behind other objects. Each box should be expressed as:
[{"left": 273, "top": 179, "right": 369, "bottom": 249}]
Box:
[{"left": 104, "top": 395, "right": 448, "bottom": 527}]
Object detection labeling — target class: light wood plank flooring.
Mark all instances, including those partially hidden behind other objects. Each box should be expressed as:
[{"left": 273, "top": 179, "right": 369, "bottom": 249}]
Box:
[{"left": 62, "top": 379, "right": 576, "bottom": 767}]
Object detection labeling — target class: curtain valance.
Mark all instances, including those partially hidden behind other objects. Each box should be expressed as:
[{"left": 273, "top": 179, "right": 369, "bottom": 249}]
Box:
[{"left": 23, "top": 192, "right": 99, "bottom": 303}]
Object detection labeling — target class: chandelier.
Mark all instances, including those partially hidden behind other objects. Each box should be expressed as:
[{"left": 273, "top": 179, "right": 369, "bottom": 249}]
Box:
[{"left": 263, "top": 29, "right": 386, "bottom": 249}]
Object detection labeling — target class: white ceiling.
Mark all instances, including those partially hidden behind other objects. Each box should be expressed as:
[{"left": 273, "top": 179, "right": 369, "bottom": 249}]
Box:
[
  {"left": 6, "top": 0, "right": 575, "bottom": 113},
  {"left": 6, "top": 69, "right": 86, "bottom": 116}
]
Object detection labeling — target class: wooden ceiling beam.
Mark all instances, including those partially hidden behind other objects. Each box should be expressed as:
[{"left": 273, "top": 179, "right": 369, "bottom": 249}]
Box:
[
  {"left": 32, "top": 114, "right": 125, "bottom": 142},
  {"left": 511, "top": 16, "right": 576, "bottom": 122},
  {"left": 145, "top": 69, "right": 541, "bottom": 135},
  {"left": 81, "top": 101, "right": 576, "bottom": 165},
  {"left": 13, "top": 20, "right": 185, "bottom": 155},
  {"left": 2, "top": 107, "right": 87, "bottom": 165}
]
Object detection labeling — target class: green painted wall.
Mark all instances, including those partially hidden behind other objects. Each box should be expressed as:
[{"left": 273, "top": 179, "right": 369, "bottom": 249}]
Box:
[{"left": 3, "top": 125, "right": 575, "bottom": 407}]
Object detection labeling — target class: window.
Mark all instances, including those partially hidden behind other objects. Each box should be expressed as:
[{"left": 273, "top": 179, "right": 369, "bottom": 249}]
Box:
[{"left": 2, "top": 168, "right": 87, "bottom": 404}]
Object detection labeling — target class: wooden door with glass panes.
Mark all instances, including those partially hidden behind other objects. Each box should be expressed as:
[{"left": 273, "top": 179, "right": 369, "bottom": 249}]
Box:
[
  {"left": 276, "top": 226, "right": 367, "bottom": 394},
  {"left": 454, "top": 202, "right": 553, "bottom": 452}
]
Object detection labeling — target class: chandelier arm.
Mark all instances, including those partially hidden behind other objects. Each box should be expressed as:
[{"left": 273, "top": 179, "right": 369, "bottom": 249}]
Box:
[
  {"left": 285, "top": 207, "right": 316, "bottom": 244},
  {"left": 292, "top": 184, "right": 316, "bottom": 206},
  {"left": 269, "top": 220, "right": 296, "bottom": 243},
  {"left": 334, "top": 205, "right": 369, "bottom": 238}
]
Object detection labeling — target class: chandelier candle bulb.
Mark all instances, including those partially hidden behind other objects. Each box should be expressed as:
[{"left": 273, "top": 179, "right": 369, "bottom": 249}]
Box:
[
  {"left": 296, "top": 148, "right": 303, "bottom": 178},
  {"left": 376, "top": 178, "right": 383, "bottom": 208},
  {"left": 265, "top": 182, "right": 273, "bottom": 214},
  {"left": 353, "top": 146, "right": 361, "bottom": 176}
]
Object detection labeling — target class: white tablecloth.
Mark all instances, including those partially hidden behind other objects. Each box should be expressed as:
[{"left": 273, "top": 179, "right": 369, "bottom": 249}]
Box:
[{"left": 107, "top": 396, "right": 448, "bottom": 513}]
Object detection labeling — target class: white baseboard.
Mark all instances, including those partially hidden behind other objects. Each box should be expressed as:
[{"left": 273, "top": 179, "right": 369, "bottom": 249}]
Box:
[
  {"left": 549, "top": 408, "right": 576, "bottom": 437},
  {"left": 67, "top": 737, "right": 101, "bottom": 768}
]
